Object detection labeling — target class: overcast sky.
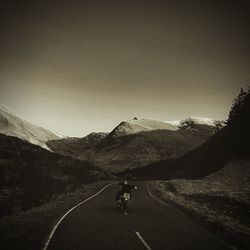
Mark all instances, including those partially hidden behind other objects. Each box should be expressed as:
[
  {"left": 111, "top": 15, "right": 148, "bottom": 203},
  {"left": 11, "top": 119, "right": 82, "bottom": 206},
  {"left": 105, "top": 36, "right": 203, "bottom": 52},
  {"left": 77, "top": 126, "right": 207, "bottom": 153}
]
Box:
[{"left": 1, "top": 0, "right": 249, "bottom": 136}]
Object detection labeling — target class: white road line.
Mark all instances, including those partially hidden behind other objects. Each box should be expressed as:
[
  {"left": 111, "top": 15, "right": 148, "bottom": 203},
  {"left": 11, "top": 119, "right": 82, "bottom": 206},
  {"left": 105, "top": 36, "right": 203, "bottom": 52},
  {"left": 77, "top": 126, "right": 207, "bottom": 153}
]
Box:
[
  {"left": 42, "top": 183, "right": 114, "bottom": 250},
  {"left": 146, "top": 183, "right": 154, "bottom": 199},
  {"left": 134, "top": 231, "right": 152, "bottom": 250}
]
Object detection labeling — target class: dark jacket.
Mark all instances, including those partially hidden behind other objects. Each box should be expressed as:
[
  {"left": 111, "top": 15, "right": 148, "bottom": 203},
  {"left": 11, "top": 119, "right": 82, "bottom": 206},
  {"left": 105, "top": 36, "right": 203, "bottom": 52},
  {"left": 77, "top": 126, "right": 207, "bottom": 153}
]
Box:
[{"left": 115, "top": 182, "right": 136, "bottom": 202}]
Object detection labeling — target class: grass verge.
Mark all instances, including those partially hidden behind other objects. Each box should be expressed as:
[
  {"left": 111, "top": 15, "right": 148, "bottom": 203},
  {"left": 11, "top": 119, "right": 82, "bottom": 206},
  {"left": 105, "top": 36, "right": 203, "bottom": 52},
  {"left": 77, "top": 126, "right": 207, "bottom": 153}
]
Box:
[{"left": 149, "top": 160, "right": 250, "bottom": 250}]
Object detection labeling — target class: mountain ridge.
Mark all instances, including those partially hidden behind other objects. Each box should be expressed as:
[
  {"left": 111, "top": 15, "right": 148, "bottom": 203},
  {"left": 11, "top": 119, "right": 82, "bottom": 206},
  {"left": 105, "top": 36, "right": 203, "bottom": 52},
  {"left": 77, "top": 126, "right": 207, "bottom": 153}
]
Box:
[
  {"left": 47, "top": 117, "right": 224, "bottom": 172},
  {"left": 128, "top": 88, "right": 250, "bottom": 179},
  {"left": 0, "top": 104, "right": 226, "bottom": 173},
  {"left": 0, "top": 104, "right": 61, "bottom": 150}
]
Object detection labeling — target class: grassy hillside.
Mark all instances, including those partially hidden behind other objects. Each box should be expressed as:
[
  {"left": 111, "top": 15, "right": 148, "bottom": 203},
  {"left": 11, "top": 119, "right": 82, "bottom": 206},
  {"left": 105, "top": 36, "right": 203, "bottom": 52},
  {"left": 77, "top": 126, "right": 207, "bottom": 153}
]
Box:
[
  {"left": 0, "top": 134, "right": 105, "bottom": 218},
  {"left": 129, "top": 126, "right": 234, "bottom": 179},
  {"left": 94, "top": 128, "right": 213, "bottom": 172},
  {"left": 46, "top": 132, "right": 108, "bottom": 158}
]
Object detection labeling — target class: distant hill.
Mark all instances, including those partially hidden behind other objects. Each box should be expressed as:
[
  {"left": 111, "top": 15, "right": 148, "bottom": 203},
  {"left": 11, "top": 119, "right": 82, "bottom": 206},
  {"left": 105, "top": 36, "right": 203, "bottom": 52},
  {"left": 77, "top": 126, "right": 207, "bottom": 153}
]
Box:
[
  {"left": 129, "top": 88, "right": 250, "bottom": 179},
  {"left": 129, "top": 127, "right": 232, "bottom": 179},
  {"left": 46, "top": 132, "right": 108, "bottom": 158},
  {"left": 48, "top": 117, "right": 224, "bottom": 172},
  {"left": 0, "top": 104, "right": 61, "bottom": 150}
]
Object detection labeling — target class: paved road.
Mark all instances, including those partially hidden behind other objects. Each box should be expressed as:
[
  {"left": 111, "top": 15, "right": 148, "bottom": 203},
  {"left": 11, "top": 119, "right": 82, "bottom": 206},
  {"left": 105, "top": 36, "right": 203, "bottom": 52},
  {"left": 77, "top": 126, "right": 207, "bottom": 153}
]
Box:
[{"left": 48, "top": 183, "right": 231, "bottom": 250}]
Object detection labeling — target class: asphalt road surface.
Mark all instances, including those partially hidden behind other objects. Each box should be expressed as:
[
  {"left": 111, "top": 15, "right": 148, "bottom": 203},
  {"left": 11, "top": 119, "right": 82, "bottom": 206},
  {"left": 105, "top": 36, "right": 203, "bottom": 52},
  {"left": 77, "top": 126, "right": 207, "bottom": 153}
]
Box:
[{"left": 47, "top": 183, "right": 231, "bottom": 250}]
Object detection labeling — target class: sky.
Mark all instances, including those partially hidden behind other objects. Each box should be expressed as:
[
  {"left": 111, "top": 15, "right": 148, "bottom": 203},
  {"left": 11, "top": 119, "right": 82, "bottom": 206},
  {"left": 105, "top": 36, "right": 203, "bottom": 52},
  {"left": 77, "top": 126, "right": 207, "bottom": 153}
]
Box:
[{"left": 1, "top": 0, "right": 250, "bottom": 136}]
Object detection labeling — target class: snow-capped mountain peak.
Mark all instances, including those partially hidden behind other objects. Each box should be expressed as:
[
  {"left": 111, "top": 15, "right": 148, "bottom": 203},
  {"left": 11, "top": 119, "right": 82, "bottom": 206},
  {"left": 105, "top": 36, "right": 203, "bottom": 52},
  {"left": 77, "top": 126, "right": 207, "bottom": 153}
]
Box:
[
  {"left": 183, "top": 117, "right": 222, "bottom": 126},
  {"left": 109, "top": 118, "right": 179, "bottom": 138},
  {"left": 0, "top": 104, "right": 61, "bottom": 150},
  {"left": 166, "top": 117, "right": 225, "bottom": 127}
]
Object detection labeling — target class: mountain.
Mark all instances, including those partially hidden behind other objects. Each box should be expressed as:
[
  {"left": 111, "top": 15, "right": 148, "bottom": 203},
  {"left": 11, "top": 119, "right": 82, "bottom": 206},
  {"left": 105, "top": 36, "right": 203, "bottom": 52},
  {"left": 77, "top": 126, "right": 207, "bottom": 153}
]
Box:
[
  {"left": 166, "top": 117, "right": 225, "bottom": 131},
  {"left": 46, "top": 132, "right": 108, "bottom": 158},
  {"left": 129, "top": 88, "right": 250, "bottom": 179},
  {"left": 0, "top": 133, "right": 104, "bottom": 217},
  {"left": 47, "top": 117, "right": 224, "bottom": 173},
  {"left": 0, "top": 104, "right": 61, "bottom": 150},
  {"left": 108, "top": 118, "right": 178, "bottom": 138}
]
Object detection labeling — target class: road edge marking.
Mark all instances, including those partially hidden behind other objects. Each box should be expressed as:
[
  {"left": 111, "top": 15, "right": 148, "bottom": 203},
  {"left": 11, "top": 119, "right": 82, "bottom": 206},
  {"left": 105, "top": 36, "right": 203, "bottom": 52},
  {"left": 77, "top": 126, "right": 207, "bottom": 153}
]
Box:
[
  {"left": 146, "top": 183, "right": 154, "bottom": 199},
  {"left": 134, "top": 230, "right": 152, "bottom": 250},
  {"left": 42, "top": 183, "right": 114, "bottom": 250}
]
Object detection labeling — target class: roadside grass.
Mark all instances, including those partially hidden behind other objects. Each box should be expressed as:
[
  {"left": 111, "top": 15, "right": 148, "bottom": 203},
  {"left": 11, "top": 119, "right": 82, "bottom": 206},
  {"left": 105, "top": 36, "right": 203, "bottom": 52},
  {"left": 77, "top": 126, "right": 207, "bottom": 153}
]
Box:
[
  {"left": 0, "top": 181, "right": 111, "bottom": 250},
  {"left": 149, "top": 160, "right": 250, "bottom": 250}
]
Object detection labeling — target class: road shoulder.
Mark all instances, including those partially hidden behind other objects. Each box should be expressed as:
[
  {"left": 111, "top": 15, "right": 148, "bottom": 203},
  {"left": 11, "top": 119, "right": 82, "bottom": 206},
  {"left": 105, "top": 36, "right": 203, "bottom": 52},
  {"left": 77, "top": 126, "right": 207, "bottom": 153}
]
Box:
[
  {"left": 147, "top": 182, "right": 240, "bottom": 250},
  {"left": 0, "top": 181, "right": 111, "bottom": 250}
]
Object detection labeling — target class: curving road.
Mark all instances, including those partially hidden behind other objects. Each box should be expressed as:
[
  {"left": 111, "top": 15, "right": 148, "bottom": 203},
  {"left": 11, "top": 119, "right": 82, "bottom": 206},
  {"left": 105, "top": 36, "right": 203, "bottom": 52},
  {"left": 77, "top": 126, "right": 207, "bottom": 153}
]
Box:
[{"left": 47, "top": 183, "right": 231, "bottom": 250}]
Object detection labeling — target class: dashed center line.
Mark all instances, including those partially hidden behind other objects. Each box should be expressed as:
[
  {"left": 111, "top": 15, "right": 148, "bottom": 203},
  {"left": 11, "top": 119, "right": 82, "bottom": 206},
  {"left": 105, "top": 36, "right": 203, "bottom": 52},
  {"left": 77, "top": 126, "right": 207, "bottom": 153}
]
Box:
[{"left": 134, "top": 230, "right": 152, "bottom": 250}]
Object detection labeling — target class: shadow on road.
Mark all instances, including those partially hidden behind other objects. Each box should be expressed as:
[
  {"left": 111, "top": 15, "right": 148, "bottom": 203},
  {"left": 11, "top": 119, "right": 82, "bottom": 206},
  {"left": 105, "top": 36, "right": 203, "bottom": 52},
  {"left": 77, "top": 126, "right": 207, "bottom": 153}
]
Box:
[{"left": 101, "top": 205, "right": 120, "bottom": 213}]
